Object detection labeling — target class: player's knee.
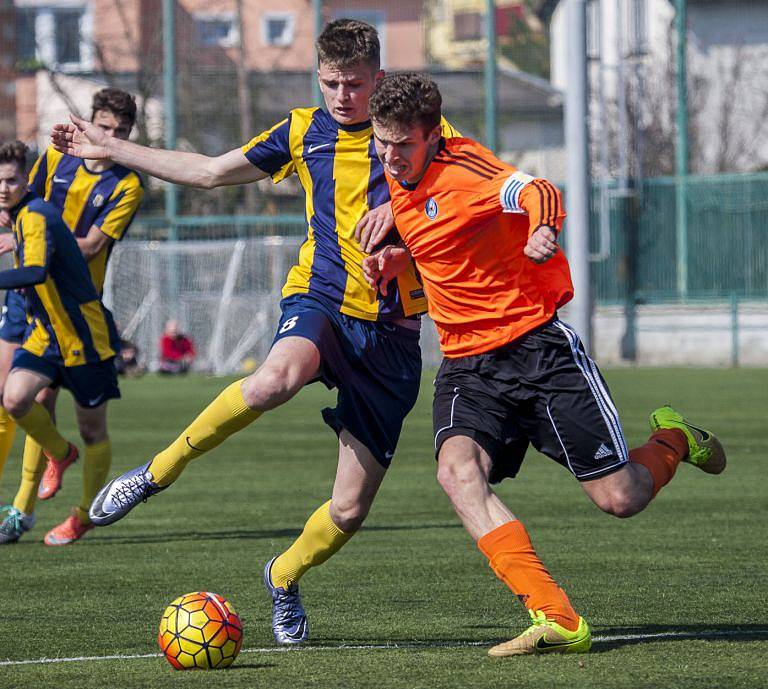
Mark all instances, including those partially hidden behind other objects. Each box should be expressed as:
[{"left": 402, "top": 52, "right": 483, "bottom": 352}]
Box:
[
  {"left": 329, "top": 499, "right": 369, "bottom": 533},
  {"left": 242, "top": 367, "right": 296, "bottom": 410},
  {"left": 595, "top": 488, "right": 641, "bottom": 519},
  {"left": 78, "top": 424, "right": 107, "bottom": 445},
  {"left": 2, "top": 387, "right": 31, "bottom": 418},
  {"left": 436, "top": 454, "right": 482, "bottom": 501}
]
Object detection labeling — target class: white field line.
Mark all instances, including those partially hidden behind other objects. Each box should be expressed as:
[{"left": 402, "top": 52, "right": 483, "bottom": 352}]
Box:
[{"left": 1, "top": 629, "right": 766, "bottom": 668}]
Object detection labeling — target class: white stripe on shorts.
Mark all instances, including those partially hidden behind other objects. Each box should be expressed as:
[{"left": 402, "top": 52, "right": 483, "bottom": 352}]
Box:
[
  {"left": 553, "top": 320, "right": 629, "bottom": 464},
  {"left": 434, "top": 387, "right": 461, "bottom": 450}
]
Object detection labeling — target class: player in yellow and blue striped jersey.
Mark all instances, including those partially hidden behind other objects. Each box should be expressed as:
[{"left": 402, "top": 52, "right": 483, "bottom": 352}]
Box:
[
  {"left": 0, "top": 140, "right": 121, "bottom": 546},
  {"left": 53, "top": 20, "right": 458, "bottom": 644},
  {"left": 0, "top": 89, "right": 141, "bottom": 546}
]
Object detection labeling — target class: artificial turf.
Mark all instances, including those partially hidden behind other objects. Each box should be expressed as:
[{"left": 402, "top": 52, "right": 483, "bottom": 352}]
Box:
[{"left": 1, "top": 368, "right": 766, "bottom": 688}]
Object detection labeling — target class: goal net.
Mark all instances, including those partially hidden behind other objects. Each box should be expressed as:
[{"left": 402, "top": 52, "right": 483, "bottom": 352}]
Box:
[{"left": 105, "top": 237, "right": 443, "bottom": 374}]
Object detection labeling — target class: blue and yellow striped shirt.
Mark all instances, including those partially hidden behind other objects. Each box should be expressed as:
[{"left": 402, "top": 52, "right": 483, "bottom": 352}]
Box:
[
  {"left": 10, "top": 193, "right": 119, "bottom": 367},
  {"left": 242, "top": 108, "right": 460, "bottom": 321},
  {"left": 28, "top": 146, "right": 144, "bottom": 294}
]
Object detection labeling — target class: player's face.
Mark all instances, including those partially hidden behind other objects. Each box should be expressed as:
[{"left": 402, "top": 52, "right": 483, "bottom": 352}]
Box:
[
  {"left": 318, "top": 62, "right": 383, "bottom": 125},
  {"left": 372, "top": 121, "right": 441, "bottom": 185},
  {"left": 0, "top": 162, "right": 27, "bottom": 211},
  {"left": 91, "top": 109, "right": 133, "bottom": 140}
]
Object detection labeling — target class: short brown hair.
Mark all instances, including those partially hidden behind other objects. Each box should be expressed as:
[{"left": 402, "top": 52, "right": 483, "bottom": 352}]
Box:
[
  {"left": 0, "top": 140, "right": 29, "bottom": 171},
  {"left": 91, "top": 88, "right": 137, "bottom": 126},
  {"left": 369, "top": 73, "right": 442, "bottom": 134},
  {"left": 316, "top": 19, "right": 380, "bottom": 70}
]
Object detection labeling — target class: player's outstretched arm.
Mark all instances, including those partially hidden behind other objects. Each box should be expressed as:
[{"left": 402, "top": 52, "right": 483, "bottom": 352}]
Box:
[
  {"left": 51, "top": 115, "right": 269, "bottom": 189},
  {"left": 361, "top": 243, "right": 412, "bottom": 296}
]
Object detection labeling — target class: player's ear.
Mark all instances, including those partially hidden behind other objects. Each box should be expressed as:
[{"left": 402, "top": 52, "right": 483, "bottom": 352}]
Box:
[{"left": 426, "top": 124, "right": 441, "bottom": 144}]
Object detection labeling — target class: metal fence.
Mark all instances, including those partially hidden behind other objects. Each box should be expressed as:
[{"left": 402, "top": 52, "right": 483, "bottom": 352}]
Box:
[{"left": 7, "top": 0, "right": 768, "bottom": 366}]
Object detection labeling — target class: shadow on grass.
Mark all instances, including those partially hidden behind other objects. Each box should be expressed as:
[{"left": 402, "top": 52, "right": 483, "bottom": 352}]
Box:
[
  {"left": 318, "top": 624, "right": 768, "bottom": 653},
  {"left": 591, "top": 623, "right": 768, "bottom": 652},
  {"left": 76, "top": 522, "right": 462, "bottom": 546}
]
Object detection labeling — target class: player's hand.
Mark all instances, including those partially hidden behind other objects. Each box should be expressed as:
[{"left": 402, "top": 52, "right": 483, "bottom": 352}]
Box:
[
  {"left": 524, "top": 226, "right": 558, "bottom": 264},
  {"left": 362, "top": 245, "right": 412, "bottom": 296},
  {"left": 0, "top": 231, "right": 16, "bottom": 256},
  {"left": 51, "top": 114, "right": 110, "bottom": 160},
  {"left": 355, "top": 202, "right": 395, "bottom": 253},
  {"left": 0, "top": 210, "right": 11, "bottom": 229}
]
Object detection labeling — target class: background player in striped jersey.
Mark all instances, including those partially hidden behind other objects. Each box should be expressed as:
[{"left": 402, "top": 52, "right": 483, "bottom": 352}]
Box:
[
  {"left": 365, "top": 73, "right": 726, "bottom": 656},
  {"left": 51, "top": 20, "right": 458, "bottom": 645},
  {"left": 0, "top": 140, "right": 122, "bottom": 545},
  {"left": 0, "top": 89, "right": 142, "bottom": 546}
]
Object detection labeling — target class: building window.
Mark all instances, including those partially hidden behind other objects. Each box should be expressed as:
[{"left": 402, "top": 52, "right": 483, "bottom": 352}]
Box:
[
  {"left": 628, "top": 0, "right": 648, "bottom": 56},
  {"left": 14, "top": 4, "right": 91, "bottom": 70},
  {"left": 194, "top": 14, "right": 237, "bottom": 48},
  {"left": 16, "top": 8, "right": 37, "bottom": 64},
  {"left": 55, "top": 9, "right": 83, "bottom": 64},
  {"left": 453, "top": 10, "right": 483, "bottom": 42},
  {"left": 261, "top": 13, "right": 295, "bottom": 47}
]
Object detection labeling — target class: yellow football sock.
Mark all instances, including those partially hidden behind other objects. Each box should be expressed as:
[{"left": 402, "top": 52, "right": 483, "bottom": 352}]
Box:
[
  {"left": 0, "top": 407, "right": 17, "bottom": 484},
  {"left": 270, "top": 500, "right": 354, "bottom": 589},
  {"left": 149, "top": 379, "right": 261, "bottom": 486},
  {"left": 75, "top": 439, "right": 111, "bottom": 525},
  {"left": 12, "top": 437, "right": 45, "bottom": 515},
  {"left": 11, "top": 403, "right": 69, "bottom": 460}
]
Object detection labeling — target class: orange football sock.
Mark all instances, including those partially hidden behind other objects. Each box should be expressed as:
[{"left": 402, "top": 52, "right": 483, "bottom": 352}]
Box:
[
  {"left": 477, "top": 520, "right": 580, "bottom": 632},
  {"left": 629, "top": 429, "right": 688, "bottom": 497}
]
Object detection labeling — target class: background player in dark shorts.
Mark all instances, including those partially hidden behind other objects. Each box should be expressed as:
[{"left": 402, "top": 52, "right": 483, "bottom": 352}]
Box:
[
  {"left": 0, "top": 140, "right": 122, "bottom": 547},
  {"left": 365, "top": 73, "right": 726, "bottom": 657}
]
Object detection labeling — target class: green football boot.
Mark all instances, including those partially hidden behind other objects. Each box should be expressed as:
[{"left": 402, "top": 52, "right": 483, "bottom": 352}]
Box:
[
  {"left": 650, "top": 405, "right": 726, "bottom": 474},
  {"left": 488, "top": 610, "right": 592, "bottom": 657}
]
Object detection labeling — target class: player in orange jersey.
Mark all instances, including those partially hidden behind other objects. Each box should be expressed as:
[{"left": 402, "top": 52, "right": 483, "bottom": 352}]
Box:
[{"left": 365, "top": 73, "right": 726, "bottom": 657}]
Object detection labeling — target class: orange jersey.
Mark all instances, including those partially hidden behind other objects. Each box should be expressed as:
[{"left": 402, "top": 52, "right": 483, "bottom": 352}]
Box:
[{"left": 387, "top": 138, "right": 573, "bottom": 357}]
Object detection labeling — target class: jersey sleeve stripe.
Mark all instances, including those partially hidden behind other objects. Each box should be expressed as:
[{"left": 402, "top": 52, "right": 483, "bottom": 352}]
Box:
[
  {"left": 532, "top": 180, "right": 557, "bottom": 226},
  {"left": 534, "top": 180, "right": 560, "bottom": 226},
  {"left": 433, "top": 158, "right": 493, "bottom": 180},
  {"left": 435, "top": 150, "right": 503, "bottom": 176},
  {"left": 451, "top": 149, "right": 505, "bottom": 174},
  {"left": 242, "top": 116, "right": 292, "bottom": 174}
]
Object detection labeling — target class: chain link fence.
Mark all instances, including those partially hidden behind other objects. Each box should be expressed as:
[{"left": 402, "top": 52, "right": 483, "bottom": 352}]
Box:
[{"left": 6, "top": 0, "right": 768, "bottom": 367}]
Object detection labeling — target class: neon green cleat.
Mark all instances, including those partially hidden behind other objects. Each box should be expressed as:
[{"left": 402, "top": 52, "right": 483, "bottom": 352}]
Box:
[
  {"left": 650, "top": 405, "right": 726, "bottom": 474},
  {"left": 488, "top": 610, "right": 592, "bottom": 657}
]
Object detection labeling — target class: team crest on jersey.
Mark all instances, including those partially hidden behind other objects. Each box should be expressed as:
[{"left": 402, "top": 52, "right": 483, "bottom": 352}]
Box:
[
  {"left": 92, "top": 194, "right": 105, "bottom": 208},
  {"left": 425, "top": 197, "right": 438, "bottom": 219}
]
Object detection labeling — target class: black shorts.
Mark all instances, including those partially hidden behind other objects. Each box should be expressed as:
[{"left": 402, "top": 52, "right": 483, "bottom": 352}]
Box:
[
  {"left": 433, "top": 319, "right": 628, "bottom": 483},
  {"left": 12, "top": 349, "right": 121, "bottom": 409}
]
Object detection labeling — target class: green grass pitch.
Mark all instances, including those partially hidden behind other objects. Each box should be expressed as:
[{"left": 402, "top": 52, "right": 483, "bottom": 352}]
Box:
[{"left": 1, "top": 368, "right": 766, "bottom": 688}]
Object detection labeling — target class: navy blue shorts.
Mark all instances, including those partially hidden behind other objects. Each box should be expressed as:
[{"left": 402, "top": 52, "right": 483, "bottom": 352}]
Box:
[
  {"left": 272, "top": 294, "right": 422, "bottom": 468},
  {"left": 0, "top": 290, "right": 27, "bottom": 345},
  {"left": 12, "top": 349, "right": 121, "bottom": 409}
]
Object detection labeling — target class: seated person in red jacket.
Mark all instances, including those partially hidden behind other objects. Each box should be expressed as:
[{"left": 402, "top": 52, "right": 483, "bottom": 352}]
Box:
[{"left": 158, "top": 319, "right": 195, "bottom": 374}]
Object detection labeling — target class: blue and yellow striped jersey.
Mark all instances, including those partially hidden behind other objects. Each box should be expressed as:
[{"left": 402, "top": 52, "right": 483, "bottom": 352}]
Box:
[
  {"left": 242, "top": 108, "right": 460, "bottom": 321},
  {"left": 28, "top": 146, "right": 143, "bottom": 294},
  {"left": 10, "top": 193, "right": 119, "bottom": 367}
]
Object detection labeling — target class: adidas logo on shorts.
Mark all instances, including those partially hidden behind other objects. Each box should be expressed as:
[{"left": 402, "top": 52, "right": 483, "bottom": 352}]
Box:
[{"left": 594, "top": 443, "right": 613, "bottom": 460}]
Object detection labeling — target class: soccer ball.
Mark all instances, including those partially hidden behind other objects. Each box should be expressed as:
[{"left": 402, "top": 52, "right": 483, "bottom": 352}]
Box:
[{"left": 158, "top": 591, "right": 243, "bottom": 670}]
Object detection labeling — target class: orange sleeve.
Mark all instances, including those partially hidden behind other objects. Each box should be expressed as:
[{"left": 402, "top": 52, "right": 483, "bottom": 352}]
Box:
[{"left": 518, "top": 179, "right": 566, "bottom": 236}]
